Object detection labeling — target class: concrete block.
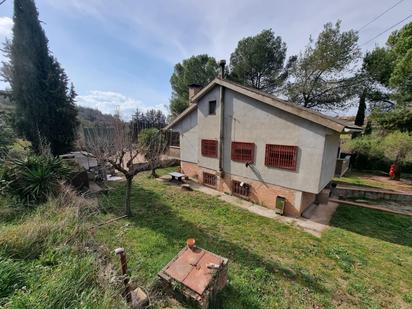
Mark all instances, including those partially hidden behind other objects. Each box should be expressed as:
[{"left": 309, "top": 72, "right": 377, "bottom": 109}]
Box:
[{"left": 131, "top": 287, "right": 148, "bottom": 309}]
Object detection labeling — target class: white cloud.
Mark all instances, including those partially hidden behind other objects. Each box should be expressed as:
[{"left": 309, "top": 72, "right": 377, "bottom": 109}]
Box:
[
  {"left": 0, "top": 16, "right": 13, "bottom": 40},
  {"left": 43, "top": 0, "right": 412, "bottom": 65},
  {"left": 76, "top": 90, "right": 167, "bottom": 121}
]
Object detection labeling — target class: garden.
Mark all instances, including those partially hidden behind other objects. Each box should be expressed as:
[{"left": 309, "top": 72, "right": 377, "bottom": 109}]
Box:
[{"left": 1, "top": 167, "right": 411, "bottom": 308}]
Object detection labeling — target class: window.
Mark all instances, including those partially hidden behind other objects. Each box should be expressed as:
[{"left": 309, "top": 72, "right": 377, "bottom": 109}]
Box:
[
  {"left": 231, "top": 142, "right": 254, "bottom": 162},
  {"left": 232, "top": 180, "right": 250, "bottom": 197},
  {"left": 203, "top": 172, "right": 217, "bottom": 187},
  {"left": 170, "top": 131, "right": 180, "bottom": 147},
  {"left": 201, "top": 139, "right": 218, "bottom": 157},
  {"left": 265, "top": 144, "right": 298, "bottom": 170},
  {"left": 209, "top": 100, "right": 216, "bottom": 115}
]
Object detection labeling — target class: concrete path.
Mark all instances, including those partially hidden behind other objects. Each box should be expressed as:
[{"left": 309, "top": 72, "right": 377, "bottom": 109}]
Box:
[
  {"left": 158, "top": 177, "right": 336, "bottom": 237},
  {"left": 309, "top": 202, "right": 339, "bottom": 225}
]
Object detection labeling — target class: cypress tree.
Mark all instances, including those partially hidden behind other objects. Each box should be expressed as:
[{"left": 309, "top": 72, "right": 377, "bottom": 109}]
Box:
[
  {"left": 47, "top": 57, "right": 79, "bottom": 154},
  {"left": 10, "top": 0, "right": 78, "bottom": 155}
]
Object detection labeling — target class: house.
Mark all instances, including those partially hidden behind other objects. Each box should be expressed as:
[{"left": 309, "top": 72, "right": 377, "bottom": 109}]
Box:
[{"left": 165, "top": 75, "right": 361, "bottom": 217}]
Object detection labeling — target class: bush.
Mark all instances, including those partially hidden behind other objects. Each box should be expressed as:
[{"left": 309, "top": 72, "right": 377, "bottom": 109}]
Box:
[
  {"left": 0, "top": 109, "right": 16, "bottom": 160},
  {"left": 1, "top": 155, "right": 71, "bottom": 205},
  {"left": 346, "top": 131, "right": 412, "bottom": 175}
]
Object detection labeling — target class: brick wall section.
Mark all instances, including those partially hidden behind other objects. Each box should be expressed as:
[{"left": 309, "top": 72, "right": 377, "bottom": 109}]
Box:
[
  {"left": 181, "top": 161, "right": 201, "bottom": 180},
  {"left": 181, "top": 161, "right": 310, "bottom": 217},
  {"left": 220, "top": 175, "right": 299, "bottom": 216},
  {"left": 301, "top": 192, "right": 317, "bottom": 213}
]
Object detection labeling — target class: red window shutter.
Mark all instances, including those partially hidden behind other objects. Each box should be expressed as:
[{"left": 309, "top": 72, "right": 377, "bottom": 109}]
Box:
[
  {"left": 265, "top": 144, "right": 297, "bottom": 170},
  {"left": 201, "top": 139, "right": 218, "bottom": 158},
  {"left": 231, "top": 142, "right": 254, "bottom": 162}
]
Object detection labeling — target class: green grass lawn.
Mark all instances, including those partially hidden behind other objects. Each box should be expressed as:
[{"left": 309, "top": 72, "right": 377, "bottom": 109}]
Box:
[
  {"left": 95, "top": 168, "right": 412, "bottom": 308},
  {"left": 334, "top": 170, "right": 412, "bottom": 192},
  {"left": 334, "top": 174, "right": 385, "bottom": 189}
]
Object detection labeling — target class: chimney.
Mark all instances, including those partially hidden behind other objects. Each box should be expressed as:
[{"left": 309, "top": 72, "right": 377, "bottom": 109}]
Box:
[
  {"left": 188, "top": 83, "right": 203, "bottom": 102},
  {"left": 219, "top": 59, "right": 226, "bottom": 79}
]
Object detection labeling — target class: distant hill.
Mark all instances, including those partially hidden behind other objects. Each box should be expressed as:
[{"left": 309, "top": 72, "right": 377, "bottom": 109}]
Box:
[
  {"left": 76, "top": 105, "right": 116, "bottom": 127},
  {"left": 0, "top": 95, "right": 116, "bottom": 129}
]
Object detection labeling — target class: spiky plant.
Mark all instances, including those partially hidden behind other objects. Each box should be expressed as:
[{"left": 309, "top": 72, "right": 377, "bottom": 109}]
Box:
[{"left": 1, "top": 155, "right": 71, "bottom": 205}]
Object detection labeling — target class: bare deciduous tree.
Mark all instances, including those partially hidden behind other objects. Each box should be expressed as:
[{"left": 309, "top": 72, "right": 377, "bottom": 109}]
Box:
[
  {"left": 82, "top": 117, "right": 164, "bottom": 217},
  {"left": 138, "top": 128, "right": 169, "bottom": 178}
]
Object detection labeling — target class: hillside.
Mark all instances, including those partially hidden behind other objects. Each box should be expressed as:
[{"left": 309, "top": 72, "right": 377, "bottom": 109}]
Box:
[{"left": 76, "top": 105, "right": 117, "bottom": 127}]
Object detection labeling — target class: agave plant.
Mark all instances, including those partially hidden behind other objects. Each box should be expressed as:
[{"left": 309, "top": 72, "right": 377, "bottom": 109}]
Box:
[{"left": 1, "top": 155, "right": 71, "bottom": 205}]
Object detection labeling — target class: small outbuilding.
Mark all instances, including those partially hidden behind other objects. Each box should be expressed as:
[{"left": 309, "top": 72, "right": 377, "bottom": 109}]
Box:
[{"left": 60, "top": 151, "right": 98, "bottom": 170}]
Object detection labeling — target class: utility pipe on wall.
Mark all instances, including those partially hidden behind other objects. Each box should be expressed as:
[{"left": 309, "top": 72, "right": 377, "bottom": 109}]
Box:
[{"left": 218, "top": 59, "right": 226, "bottom": 174}]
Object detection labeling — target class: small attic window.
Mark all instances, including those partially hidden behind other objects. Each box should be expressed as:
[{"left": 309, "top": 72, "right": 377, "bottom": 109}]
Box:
[{"left": 209, "top": 100, "right": 216, "bottom": 115}]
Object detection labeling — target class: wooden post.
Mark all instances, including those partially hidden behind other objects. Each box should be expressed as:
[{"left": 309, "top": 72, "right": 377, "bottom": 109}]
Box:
[{"left": 115, "top": 247, "right": 132, "bottom": 304}]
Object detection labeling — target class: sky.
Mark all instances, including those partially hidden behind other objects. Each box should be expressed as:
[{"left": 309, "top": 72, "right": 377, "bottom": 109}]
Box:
[{"left": 0, "top": 0, "right": 411, "bottom": 120}]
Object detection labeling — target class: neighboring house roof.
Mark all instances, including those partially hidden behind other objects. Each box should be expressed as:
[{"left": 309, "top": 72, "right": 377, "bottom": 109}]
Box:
[{"left": 165, "top": 78, "right": 362, "bottom": 133}]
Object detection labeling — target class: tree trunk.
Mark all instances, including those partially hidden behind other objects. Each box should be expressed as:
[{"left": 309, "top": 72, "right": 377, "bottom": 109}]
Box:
[
  {"left": 352, "top": 90, "right": 366, "bottom": 139},
  {"left": 394, "top": 164, "right": 401, "bottom": 180},
  {"left": 151, "top": 168, "right": 158, "bottom": 178},
  {"left": 124, "top": 176, "right": 133, "bottom": 217},
  {"left": 150, "top": 159, "right": 159, "bottom": 178}
]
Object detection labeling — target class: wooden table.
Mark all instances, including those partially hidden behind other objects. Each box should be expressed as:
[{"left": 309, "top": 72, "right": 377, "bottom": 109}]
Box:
[{"left": 169, "top": 172, "right": 186, "bottom": 182}]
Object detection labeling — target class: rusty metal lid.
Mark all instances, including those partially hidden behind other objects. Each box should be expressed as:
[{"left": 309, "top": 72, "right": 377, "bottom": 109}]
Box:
[{"left": 164, "top": 246, "right": 224, "bottom": 296}]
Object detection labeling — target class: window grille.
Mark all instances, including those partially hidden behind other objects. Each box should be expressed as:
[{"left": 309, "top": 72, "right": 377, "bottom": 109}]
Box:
[
  {"left": 203, "top": 172, "right": 217, "bottom": 187},
  {"left": 231, "top": 142, "right": 254, "bottom": 162},
  {"left": 232, "top": 180, "right": 250, "bottom": 197},
  {"left": 265, "top": 144, "right": 297, "bottom": 170},
  {"left": 201, "top": 139, "right": 218, "bottom": 158}
]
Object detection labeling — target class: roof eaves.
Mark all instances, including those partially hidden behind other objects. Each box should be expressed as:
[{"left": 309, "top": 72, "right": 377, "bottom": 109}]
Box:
[
  {"left": 164, "top": 104, "right": 197, "bottom": 130},
  {"left": 190, "top": 78, "right": 221, "bottom": 102},
  {"left": 164, "top": 78, "right": 363, "bottom": 133},
  {"left": 217, "top": 79, "right": 346, "bottom": 132}
]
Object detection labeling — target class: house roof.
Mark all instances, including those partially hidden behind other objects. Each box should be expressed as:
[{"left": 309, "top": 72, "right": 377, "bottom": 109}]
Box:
[{"left": 165, "top": 78, "right": 362, "bottom": 133}]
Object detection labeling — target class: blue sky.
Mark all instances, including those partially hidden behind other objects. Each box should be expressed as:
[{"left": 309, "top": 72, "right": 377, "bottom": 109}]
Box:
[{"left": 0, "top": 0, "right": 411, "bottom": 120}]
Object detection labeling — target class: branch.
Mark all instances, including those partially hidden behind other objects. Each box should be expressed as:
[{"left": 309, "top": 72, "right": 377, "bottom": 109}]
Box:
[
  {"left": 131, "top": 162, "right": 151, "bottom": 176},
  {"left": 108, "top": 159, "right": 129, "bottom": 175}
]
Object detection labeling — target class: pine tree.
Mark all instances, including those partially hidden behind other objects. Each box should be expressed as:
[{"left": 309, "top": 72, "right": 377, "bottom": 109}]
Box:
[{"left": 10, "top": 0, "right": 78, "bottom": 154}]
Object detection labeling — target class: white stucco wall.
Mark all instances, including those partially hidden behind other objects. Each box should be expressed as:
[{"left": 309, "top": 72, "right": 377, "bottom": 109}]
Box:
[
  {"left": 319, "top": 133, "right": 340, "bottom": 190},
  {"left": 197, "top": 86, "right": 220, "bottom": 170},
  {"left": 220, "top": 89, "right": 335, "bottom": 193},
  {"left": 172, "top": 109, "right": 198, "bottom": 164},
  {"left": 173, "top": 86, "right": 341, "bottom": 194}
]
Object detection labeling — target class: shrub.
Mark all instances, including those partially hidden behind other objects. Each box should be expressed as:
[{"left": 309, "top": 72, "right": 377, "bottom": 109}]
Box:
[
  {"left": 346, "top": 131, "right": 412, "bottom": 176},
  {"left": 1, "top": 155, "right": 71, "bottom": 205},
  {"left": 6, "top": 139, "right": 31, "bottom": 161},
  {"left": 0, "top": 110, "right": 16, "bottom": 160}
]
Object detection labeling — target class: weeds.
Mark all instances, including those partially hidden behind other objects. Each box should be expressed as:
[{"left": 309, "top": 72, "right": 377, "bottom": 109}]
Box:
[{"left": 0, "top": 186, "right": 126, "bottom": 308}]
